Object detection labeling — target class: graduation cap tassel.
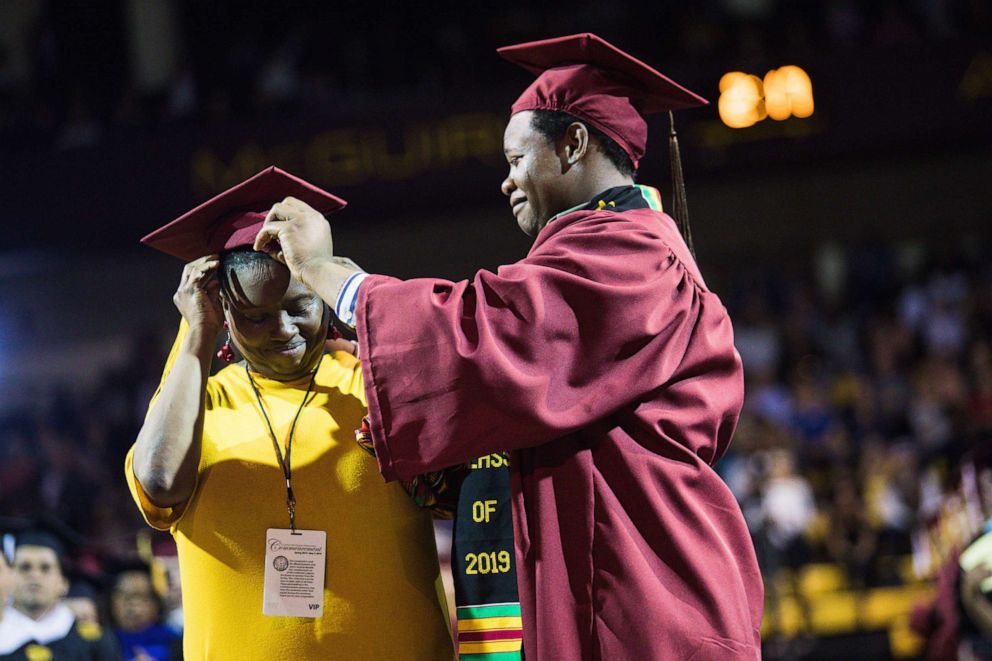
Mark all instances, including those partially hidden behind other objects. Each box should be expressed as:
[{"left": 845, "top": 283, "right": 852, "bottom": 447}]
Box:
[{"left": 668, "top": 111, "right": 695, "bottom": 259}]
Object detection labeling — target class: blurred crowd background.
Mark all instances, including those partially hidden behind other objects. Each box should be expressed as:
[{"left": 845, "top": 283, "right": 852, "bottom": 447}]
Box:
[
  {"left": 1, "top": 1, "right": 991, "bottom": 659},
  {"left": 0, "top": 0, "right": 988, "bottom": 149}
]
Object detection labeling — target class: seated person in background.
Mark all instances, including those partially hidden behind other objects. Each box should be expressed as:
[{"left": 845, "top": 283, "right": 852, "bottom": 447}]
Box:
[
  {"left": 127, "top": 167, "right": 453, "bottom": 661},
  {"left": 65, "top": 573, "right": 103, "bottom": 627},
  {"left": 109, "top": 564, "right": 181, "bottom": 661},
  {"left": 0, "top": 526, "right": 120, "bottom": 660},
  {"left": 0, "top": 532, "right": 18, "bottom": 651}
]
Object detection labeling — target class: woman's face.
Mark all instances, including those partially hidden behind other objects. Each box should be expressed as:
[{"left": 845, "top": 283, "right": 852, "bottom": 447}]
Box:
[{"left": 221, "top": 259, "right": 327, "bottom": 381}]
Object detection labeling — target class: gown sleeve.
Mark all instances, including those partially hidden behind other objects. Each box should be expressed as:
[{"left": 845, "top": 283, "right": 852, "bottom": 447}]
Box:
[{"left": 356, "top": 211, "right": 711, "bottom": 481}]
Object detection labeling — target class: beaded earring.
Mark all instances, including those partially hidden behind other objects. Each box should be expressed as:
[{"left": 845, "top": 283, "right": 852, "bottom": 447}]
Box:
[{"left": 217, "top": 321, "right": 235, "bottom": 363}]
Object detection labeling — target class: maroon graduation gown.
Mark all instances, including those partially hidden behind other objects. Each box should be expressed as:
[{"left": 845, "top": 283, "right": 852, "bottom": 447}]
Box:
[{"left": 356, "top": 193, "right": 763, "bottom": 660}]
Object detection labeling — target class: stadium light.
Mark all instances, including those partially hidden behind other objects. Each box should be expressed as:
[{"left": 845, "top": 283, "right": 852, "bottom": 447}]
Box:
[{"left": 718, "top": 66, "right": 814, "bottom": 128}]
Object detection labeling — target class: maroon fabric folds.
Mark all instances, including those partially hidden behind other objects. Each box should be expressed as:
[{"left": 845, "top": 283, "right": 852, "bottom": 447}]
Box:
[{"left": 356, "top": 206, "right": 762, "bottom": 659}]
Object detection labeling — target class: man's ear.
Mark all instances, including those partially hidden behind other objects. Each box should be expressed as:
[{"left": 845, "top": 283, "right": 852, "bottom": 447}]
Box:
[{"left": 560, "top": 122, "right": 590, "bottom": 165}]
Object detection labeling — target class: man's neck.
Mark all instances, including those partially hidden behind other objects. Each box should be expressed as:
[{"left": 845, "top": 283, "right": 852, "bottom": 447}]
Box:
[
  {"left": 541, "top": 174, "right": 637, "bottom": 231},
  {"left": 17, "top": 603, "right": 58, "bottom": 622},
  {"left": 579, "top": 173, "right": 636, "bottom": 202}
]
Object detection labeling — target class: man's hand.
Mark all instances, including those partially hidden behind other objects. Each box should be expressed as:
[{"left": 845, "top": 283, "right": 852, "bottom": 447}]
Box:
[
  {"left": 256, "top": 197, "right": 364, "bottom": 309},
  {"left": 255, "top": 196, "right": 335, "bottom": 287}
]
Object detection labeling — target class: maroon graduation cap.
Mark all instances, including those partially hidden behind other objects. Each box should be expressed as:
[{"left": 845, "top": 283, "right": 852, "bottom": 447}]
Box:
[
  {"left": 498, "top": 33, "right": 705, "bottom": 255},
  {"left": 498, "top": 33, "right": 707, "bottom": 169},
  {"left": 141, "top": 166, "right": 347, "bottom": 261}
]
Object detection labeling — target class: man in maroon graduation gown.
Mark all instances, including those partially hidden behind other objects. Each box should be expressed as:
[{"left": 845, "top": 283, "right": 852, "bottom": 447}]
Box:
[{"left": 256, "top": 34, "right": 763, "bottom": 660}]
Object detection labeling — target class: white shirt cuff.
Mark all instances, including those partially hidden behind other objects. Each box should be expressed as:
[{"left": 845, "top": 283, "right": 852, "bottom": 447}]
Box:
[{"left": 334, "top": 271, "right": 368, "bottom": 329}]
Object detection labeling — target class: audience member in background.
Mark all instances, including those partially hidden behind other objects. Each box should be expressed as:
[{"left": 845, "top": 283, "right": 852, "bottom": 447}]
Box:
[
  {"left": 110, "top": 565, "right": 181, "bottom": 661},
  {"left": 145, "top": 549, "right": 183, "bottom": 636},
  {"left": 760, "top": 450, "right": 816, "bottom": 572},
  {"left": 910, "top": 547, "right": 964, "bottom": 661},
  {"left": 0, "top": 528, "right": 121, "bottom": 660},
  {"left": 825, "top": 475, "right": 878, "bottom": 587},
  {"left": 0, "top": 535, "right": 19, "bottom": 653},
  {"left": 912, "top": 529, "right": 992, "bottom": 660},
  {"left": 65, "top": 574, "right": 103, "bottom": 627},
  {"left": 0, "top": 426, "right": 41, "bottom": 519}
]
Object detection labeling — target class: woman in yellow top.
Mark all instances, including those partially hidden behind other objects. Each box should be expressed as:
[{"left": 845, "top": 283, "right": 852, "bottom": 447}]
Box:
[{"left": 125, "top": 167, "right": 453, "bottom": 660}]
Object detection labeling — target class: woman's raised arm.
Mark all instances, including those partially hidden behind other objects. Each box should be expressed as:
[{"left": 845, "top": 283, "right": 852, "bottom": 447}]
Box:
[{"left": 132, "top": 256, "right": 223, "bottom": 507}]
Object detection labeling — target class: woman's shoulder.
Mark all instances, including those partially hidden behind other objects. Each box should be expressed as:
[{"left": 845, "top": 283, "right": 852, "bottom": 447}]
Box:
[
  {"left": 204, "top": 362, "right": 250, "bottom": 404},
  {"left": 318, "top": 351, "right": 365, "bottom": 398},
  {"left": 210, "top": 362, "right": 248, "bottom": 383},
  {"left": 202, "top": 354, "right": 364, "bottom": 401}
]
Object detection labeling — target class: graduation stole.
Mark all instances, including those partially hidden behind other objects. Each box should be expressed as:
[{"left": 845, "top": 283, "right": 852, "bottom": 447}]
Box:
[
  {"left": 452, "top": 453, "right": 522, "bottom": 659},
  {"left": 547, "top": 183, "right": 664, "bottom": 226}
]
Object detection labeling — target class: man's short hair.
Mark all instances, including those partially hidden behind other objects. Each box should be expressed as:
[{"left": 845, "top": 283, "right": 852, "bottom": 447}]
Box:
[
  {"left": 15, "top": 530, "right": 66, "bottom": 573},
  {"left": 529, "top": 110, "right": 636, "bottom": 178}
]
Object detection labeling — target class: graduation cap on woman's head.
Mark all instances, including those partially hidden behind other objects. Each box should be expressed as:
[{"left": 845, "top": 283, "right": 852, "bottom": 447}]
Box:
[
  {"left": 498, "top": 33, "right": 705, "bottom": 254},
  {"left": 141, "top": 166, "right": 347, "bottom": 262}
]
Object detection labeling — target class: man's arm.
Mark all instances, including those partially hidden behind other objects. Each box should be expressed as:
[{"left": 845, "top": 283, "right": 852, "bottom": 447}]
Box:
[{"left": 255, "top": 198, "right": 721, "bottom": 480}]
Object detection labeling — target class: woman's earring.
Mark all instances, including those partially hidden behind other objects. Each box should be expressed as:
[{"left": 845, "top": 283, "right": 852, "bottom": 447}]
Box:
[{"left": 217, "top": 320, "right": 235, "bottom": 363}]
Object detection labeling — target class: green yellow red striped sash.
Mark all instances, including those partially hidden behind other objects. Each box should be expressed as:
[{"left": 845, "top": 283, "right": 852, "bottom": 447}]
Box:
[
  {"left": 456, "top": 602, "right": 523, "bottom": 659},
  {"left": 636, "top": 184, "right": 663, "bottom": 211}
]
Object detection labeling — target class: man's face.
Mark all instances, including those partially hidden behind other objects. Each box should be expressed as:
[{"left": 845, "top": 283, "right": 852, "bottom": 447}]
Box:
[
  {"left": 13, "top": 546, "right": 67, "bottom": 618},
  {"left": 501, "top": 111, "right": 571, "bottom": 237},
  {"left": 222, "top": 259, "right": 328, "bottom": 381},
  {"left": 111, "top": 572, "right": 159, "bottom": 632}
]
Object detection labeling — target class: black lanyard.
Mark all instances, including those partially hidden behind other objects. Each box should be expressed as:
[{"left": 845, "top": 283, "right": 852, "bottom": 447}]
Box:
[{"left": 246, "top": 356, "right": 322, "bottom": 532}]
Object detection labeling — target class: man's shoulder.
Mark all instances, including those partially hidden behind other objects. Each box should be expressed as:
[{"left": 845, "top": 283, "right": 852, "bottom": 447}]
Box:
[
  {"left": 529, "top": 206, "right": 713, "bottom": 292},
  {"left": 532, "top": 206, "right": 674, "bottom": 253},
  {"left": 0, "top": 608, "right": 34, "bottom": 655},
  {"left": 551, "top": 203, "right": 671, "bottom": 231}
]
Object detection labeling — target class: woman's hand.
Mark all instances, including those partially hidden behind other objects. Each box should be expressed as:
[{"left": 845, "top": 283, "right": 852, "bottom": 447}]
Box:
[{"left": 174, "top": 255, "right": 224, "bottom": 333}]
